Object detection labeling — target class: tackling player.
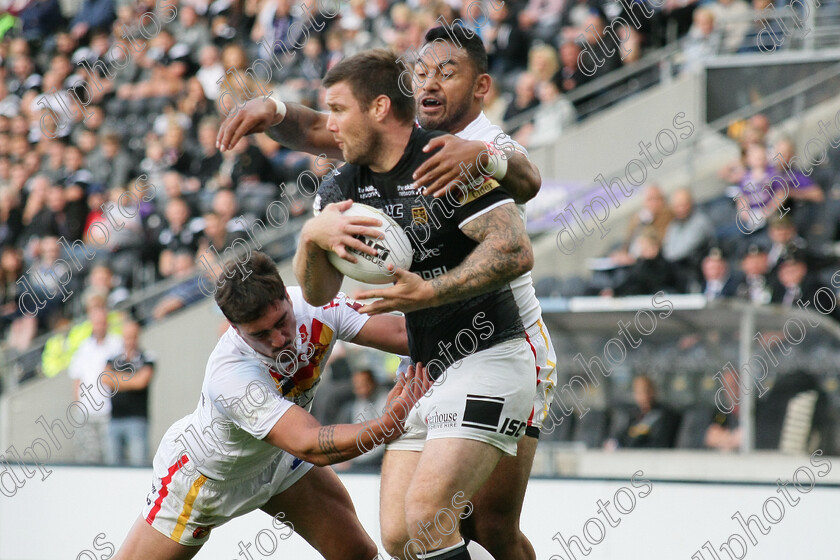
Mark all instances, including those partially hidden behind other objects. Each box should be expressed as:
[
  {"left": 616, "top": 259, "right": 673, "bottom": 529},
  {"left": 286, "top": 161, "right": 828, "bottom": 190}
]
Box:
[
  {"left": 114, "top": 251, "right": 429, "bottom": 560},
  {"left": 292, "top": 49, "right": 536, "bottom": 560},
  {"left": 217, "top": 27, "right": 557, "bottom": 560}
]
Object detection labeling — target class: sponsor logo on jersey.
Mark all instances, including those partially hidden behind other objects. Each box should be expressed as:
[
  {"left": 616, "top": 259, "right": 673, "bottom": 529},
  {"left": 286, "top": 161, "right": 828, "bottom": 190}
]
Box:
[
  {"left": 420, "top": 266, "right": 447, "bottom": 280},
  {"left": 397, "top": 183, "right": 420, "bottom": 196},
  {"left": 358, "top": 185, "right": 381, "bottom": 200},
  {"left": 411, "top": 206, "right": 428, "bottom": 225},
  {"left": 460, "top": 177, "right": 500, "bottom": 204},
  {"left": 462, "top": 395, "right": 505, "bottom": 432},
  {"left": 413, "top": 246, "right": 440, "bottom": 263},
  {"left": 426, "top": 411, "right": 459, "bottom": 429}
]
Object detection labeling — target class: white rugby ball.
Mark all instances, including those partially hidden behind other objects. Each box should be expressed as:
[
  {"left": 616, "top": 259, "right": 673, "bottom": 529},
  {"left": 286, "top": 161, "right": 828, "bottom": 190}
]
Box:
[{"left": 327, "top": 203, "right": 414, "bottom": 284}]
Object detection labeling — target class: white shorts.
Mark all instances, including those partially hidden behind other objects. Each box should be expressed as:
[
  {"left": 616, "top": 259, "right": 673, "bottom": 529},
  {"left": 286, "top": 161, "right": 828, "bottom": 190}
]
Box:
[
  {"left": 142, "top": 426, "right": 312, "bottom": 546},
  {"left": 524, "top": 317, "right": 558, "bottom": 435},
  {"left": 387, "top": 338, "right": 537, "bottom": 456}
]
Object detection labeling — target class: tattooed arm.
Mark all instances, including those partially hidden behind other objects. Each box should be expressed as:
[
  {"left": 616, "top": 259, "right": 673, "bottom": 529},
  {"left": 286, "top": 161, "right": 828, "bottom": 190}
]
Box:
[
  {"left": 264, "top": 363, "right": 431, "bottom": 466},
  {"left": 430, "top": 201, "right": 534, "bottom": 305},
  {"left": 356, "top": 201, "right": 534, "bottom": 314}
]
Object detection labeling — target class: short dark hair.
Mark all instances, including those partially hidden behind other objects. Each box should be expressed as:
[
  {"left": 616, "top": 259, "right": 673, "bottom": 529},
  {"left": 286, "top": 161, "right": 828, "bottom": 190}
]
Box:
[
  {"left": 423, "top": 26, "right": 488, "bottom": 76},
  {"left": 323, "top": 49, "right": 415, "bottom": 124},
  {"left": 214, "top": 251, "right": 287, "bottom": 325}
]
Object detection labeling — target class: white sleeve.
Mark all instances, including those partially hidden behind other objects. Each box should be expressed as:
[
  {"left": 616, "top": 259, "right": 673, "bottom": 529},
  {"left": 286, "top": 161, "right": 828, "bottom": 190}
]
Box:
[
  {"left": 209, "top": 366, "right": 294, "bottom": 440},
  {"left": 322, "top": 292, "right": 370, "bottom": 341}
]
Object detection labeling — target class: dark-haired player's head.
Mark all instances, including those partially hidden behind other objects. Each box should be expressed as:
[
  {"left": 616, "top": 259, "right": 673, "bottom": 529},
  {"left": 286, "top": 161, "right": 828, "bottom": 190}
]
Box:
[
  {"left": 214, "top": 251, "right": 295, "bottom": 359},
  {"left": 323, "top": 49, "right": 416, "bottom": 167},
  {"left": 414, "top": 26, "right": 490, "bottom": 132}
]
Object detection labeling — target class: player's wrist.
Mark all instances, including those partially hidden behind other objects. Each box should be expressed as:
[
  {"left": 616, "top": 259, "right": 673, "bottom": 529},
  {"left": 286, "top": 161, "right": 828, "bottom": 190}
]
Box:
[
  {"left": 266, "top": 90, "right": 287, "bottom": 124},
  {"left": 481, "top": 141, "right": 508, "bottom": 180}
]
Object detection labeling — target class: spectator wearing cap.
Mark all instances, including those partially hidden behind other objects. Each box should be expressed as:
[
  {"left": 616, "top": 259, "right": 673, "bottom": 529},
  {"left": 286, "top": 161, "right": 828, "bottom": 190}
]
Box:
[
  {"left": 765, "top": 215, "right": 807, "bottom": 272},
  {"left": 735, "top": 243, "right": 772, "bottom": 304},
  {"left": 661, "top": 188, "right": 716, "bottom": 291},
  {"left": 771, "top": 249, "right": 819, "bottom": 308},
  {"left": 698, "top": 248, "right": 738, "bottom": 301}
]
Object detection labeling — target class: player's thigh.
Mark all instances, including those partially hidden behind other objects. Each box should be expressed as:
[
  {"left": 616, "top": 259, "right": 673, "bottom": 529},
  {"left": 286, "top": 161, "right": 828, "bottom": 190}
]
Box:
[
  {"left": 260, "top": 465, "right": 377, "bottom": 560},
  {"left": 463, "top": 434, "right": 537, "bottom": 537},
  {"left": 404, "top": 437, "right": 503, "bottom": 524},
  {"left": 114, "top": 516, "right": 203, "bottom": 560},
  {"left": 380, "top": 449, "right": 422, "bottom": 548}
]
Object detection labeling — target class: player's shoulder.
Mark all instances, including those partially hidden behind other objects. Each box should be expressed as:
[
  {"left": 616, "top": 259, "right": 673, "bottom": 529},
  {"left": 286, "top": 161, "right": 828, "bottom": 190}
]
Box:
[{"left": 207, "top": 327, "right": 265, "bottom": 378}]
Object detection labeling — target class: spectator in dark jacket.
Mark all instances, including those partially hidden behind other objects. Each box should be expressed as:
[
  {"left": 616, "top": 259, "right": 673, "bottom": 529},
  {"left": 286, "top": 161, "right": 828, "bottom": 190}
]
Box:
[{"left": 615, "top": 376, "right": 681, "bottom": 448}]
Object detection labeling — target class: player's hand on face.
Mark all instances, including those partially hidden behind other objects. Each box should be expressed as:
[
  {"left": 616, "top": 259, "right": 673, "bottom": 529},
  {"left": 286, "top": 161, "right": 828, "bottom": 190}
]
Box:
[
  {"left": 216, "top": 97, "right": 279, "bottom": 152},
  {"left": 356, "top": 268, "right": 434, "bottom": 314},
  {"left": 303, "top": 200, "right": 384, "bottom": 263},
  {"left": 413, "top": 135, "right": 487, "bottom": 198}
]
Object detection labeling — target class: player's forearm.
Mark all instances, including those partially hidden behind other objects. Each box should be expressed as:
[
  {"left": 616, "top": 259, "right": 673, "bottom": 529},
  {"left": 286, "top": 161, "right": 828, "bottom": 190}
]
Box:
[
  {"left": 266, "top": 102, "right": 342, "bottom": 158},
  {"left": 302, "top": 416, "right": 401, "bottom": 466},
  {"left": 293, "top": 235, "right": 343, "bottom": 307},
  {"left": 498, "top": 151, "right": 542, "bottom": 204},
  {"left": 429, "top": 236, "right": 533, "bottom": 306}
]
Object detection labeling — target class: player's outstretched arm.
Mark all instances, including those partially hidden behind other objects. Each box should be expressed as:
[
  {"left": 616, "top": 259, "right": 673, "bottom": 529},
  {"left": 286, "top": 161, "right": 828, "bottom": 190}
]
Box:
[
  {"left": 293, "top": 200, "right": 384, "bottom": 306},
  {"left": 413, "top": 135, "right": 542, "bottom": 204},
  {"left": 264, "top": 363, "right": 431, "bottom": 466},
  {"left": 216, "top": 97, "right": 341, "bottom": 157}
]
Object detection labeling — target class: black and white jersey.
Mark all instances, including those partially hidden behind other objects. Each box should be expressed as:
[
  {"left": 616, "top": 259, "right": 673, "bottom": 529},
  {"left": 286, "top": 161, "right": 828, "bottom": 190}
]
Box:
[{"left": 314, "top": 127, "right": 524, "bottom": 370}]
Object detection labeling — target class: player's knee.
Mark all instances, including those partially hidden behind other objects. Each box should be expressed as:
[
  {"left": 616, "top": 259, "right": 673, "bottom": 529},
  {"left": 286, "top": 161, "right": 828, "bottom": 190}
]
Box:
[
  {"left": 471, "top": 509, "right": 522, "bottom": 554},
  {"left": 381, "top": 520, "right": 410, "bottom": 559}
]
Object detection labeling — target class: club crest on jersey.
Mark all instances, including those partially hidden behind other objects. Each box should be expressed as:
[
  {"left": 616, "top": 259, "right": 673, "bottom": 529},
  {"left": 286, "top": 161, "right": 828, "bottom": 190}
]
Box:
[{"left": 411, "top": 206, "right": 428, "bottom": 225}]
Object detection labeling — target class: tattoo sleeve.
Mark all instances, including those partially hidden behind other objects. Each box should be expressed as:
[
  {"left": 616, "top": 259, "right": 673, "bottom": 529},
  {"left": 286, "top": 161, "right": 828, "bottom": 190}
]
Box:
[{"left": 430, "top": 202, "right": 534, "bottom": 305}]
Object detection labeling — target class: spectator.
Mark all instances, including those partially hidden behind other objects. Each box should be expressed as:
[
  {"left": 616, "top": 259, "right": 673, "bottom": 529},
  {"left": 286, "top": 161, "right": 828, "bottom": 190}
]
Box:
[
  {"left": 503, "top": 72, "right": 539, "bottom": 133},
  {"left": 734, "top": 242, "right": 772, "bottom": 304},
  {"left": 698, "top": 247, "right": 738, "bottom": 300},
  {"left": 68, "top": 304, "right": 123, "bottom": 464},
  {"left": 157, "top": 197, "right": 199, "bottom": 278},
  {"left": 773, "top": 137, "right": 825, "bottom": 237},
  {"left": 680, "top": 8, "right": 720, "bottom": 73},
  {"left": 0, "top": 186, "right": 23, "bottom": 247},
  {"left": 661, "top": 188, "right": 715, "bottom": 290},
  {"left": 102, "top": 320, "right": 155, "bottom": 466},
  {"left": 708, "top": 0, "right": 751, "bottom": 52},
  {"left": 515, "top": 79, "right": 577, "bottom": 149},
  {"left": 151, "top": 251, "right": 208, "bottom": 319},
  {"left": 552, "top": 41, "right": 592, "bottom": 94},
  {"left": 705, "top": 369, "right": 742, "bottom": 451},
  {"left": 83, "top": 264, "right": 130, "bottom": 308},
  {"left": 196, "top": 211, "right": 248, "bottom": 257},
  {"left": 765, "top": 215, "right": 807, "bottom": 272},
  {"left": 611, "top": 376, "right": 680, "bottom": 448},
  {"left": 608, "top": 230, "right": 677, "bottom": 295},
  {"left": 519, "top": 0, "right": 565, "bottom": 42},
  {"left": 485, "top": 1, "right": 531, "bottom": 77},
  {"left": 613, "top": 184, "right": 673, "bottom": 265},
  {"left": 771, "top": 249, "right": 819, "bottom": 308},
  {"left": 734, "top": 142, "right": 787, "bottom": 232},
  {"left": 86, "top": 131, "right": 133, "bottom": 191}
]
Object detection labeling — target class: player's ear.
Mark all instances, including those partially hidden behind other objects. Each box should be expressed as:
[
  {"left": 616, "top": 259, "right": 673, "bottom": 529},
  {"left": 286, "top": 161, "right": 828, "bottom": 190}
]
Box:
[
  {"left": 474, "top": 73, "right": 491, "bottom": 100},
  {"left": 371, "top": 94, "right": 392, "bottom": 122}
]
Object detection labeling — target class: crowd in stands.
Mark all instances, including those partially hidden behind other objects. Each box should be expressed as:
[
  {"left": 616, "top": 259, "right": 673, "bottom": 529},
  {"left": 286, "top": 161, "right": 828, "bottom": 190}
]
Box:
[{"left": 577, "top": 114, "right": 840, "bottom": 319}]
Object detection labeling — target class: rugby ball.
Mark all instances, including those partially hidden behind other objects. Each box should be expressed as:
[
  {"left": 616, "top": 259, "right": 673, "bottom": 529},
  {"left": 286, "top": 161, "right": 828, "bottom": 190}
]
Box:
[{"left": 326, "top": 203, "right": 414, "bottom": 284}]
